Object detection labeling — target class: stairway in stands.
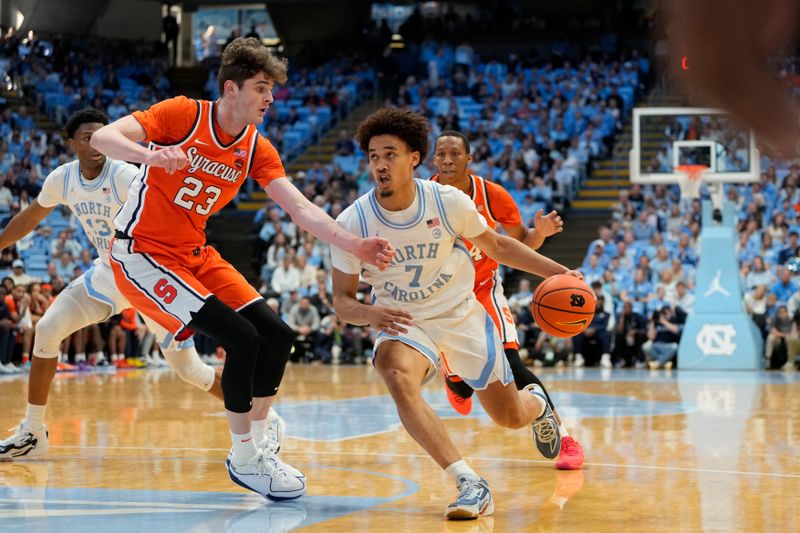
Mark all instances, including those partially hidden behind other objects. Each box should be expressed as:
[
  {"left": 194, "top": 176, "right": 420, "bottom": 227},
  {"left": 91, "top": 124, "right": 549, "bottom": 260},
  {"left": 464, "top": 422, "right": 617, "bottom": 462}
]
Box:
[{"left": 237, "top": 97, "right": 383, "bottom": 211}]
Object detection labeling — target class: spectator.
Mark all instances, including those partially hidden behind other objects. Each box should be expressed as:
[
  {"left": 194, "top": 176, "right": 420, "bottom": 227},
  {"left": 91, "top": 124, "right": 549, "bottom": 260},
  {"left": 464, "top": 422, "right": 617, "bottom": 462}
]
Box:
[
  {"left": 613, "top": 301, "right": 647, "bottom": 368},
  {"left": 572, "top": 295, "right": 613, "bottom": 368},
  {"left": 286, "top": 297, "right": 321, "bottom": 362},
  {"left": 765, "top": 305, "right": 795, "bottom": 369},
  {"left": 9, "top": 259, "right": 39, "bottom": 285},
  {"left": 271, "top": 255, "right": 301, "bottom": 296},
  {"left": 770, "top": 267, "right": 797, "bottom": 304},
  {"left": 334, "top": 129, "right": 356, "bottom": 156},
  {"left": 643, "top": 306, "right": 682, "bottom": 370}
]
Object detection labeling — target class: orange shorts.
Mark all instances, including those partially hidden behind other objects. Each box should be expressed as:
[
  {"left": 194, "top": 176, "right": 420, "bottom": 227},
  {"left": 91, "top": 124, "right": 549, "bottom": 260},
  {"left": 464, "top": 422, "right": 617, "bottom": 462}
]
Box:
[
  {"left": 110, "top": 238, "right": 261, "bottom": 342},
  {"left": 474, "top": 272, "right": 519, "bottom": 350}
]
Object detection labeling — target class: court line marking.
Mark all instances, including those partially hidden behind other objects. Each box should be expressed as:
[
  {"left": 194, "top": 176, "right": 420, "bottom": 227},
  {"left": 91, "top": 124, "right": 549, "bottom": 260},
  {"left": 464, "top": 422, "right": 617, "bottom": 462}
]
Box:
[{"left": 52, "top": 445, "right": 800, "bottom": 480}]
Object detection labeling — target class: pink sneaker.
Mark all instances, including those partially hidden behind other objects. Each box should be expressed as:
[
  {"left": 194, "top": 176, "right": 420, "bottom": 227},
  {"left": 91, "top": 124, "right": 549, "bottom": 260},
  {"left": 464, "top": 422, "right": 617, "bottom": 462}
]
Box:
[{"left": 555, "top": 436, "right": 584, "bottom": 470}]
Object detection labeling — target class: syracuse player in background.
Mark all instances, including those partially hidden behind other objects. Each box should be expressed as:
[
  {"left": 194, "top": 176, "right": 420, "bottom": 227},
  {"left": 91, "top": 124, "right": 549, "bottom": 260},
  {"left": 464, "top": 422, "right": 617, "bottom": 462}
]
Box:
[
  {"left": 90, "top": 37, "right": 394, "bottom": 500},
  {"left": 431, "top": 130, "right": 584, "bottom": 470}
]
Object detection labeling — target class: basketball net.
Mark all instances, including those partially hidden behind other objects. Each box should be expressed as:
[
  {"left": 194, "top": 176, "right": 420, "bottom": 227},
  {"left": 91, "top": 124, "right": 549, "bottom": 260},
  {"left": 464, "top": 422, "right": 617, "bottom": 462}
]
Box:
[{"left": 675, "top": 164, "right": 706, "bottom": 202}]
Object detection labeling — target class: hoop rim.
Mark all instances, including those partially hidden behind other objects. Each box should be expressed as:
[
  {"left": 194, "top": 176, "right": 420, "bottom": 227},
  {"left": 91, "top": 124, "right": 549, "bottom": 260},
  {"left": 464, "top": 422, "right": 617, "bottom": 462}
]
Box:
[{"left": 675, "top": 164, "right": 709, "bottom": 181}]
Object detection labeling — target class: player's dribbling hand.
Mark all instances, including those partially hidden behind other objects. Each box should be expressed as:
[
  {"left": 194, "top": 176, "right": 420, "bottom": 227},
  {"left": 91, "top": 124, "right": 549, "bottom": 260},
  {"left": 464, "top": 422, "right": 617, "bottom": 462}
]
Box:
[
  {"left": 368, "top": 305, "right": 413, "bottom": 336},
  {"left": 357, "top": 237, "right": 395, "bottom": 271},
  {"left": 564, "top": 269, "right": 584, "bottom": 280},
  {"left": 147, "top": 146, "right": 189, "bottom": 174},
  {"left": 533, "top": 209, "right": 564, "bottom": 238}
]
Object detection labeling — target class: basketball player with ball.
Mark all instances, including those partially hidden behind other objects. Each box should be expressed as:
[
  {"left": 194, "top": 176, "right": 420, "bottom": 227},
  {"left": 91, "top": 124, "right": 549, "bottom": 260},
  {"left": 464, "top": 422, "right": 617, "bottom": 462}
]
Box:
[
  {"left": 431, "top": 130, "right": 588, "bottom": 470},
  {"left": 331, "top": 108, "right": 584, "bottom": 520}
]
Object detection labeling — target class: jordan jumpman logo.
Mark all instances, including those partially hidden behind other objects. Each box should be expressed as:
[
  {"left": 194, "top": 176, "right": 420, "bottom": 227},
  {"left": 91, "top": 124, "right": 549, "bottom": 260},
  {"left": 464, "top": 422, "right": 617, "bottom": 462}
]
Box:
[{"left": 704, "top": 270, "right": 731, "bottom": 297}]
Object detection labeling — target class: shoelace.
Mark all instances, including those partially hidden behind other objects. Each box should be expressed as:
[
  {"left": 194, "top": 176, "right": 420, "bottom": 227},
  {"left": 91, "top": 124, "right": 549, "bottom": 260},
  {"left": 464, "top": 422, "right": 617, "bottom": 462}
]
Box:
[
  {"left": 456, "top": 478, "right": 483, "bottom": 502},
  {"left": 532, "top": 417, "right": 556, "bottom": 443},
  {"left": 560, "top": 438, "right": 580, "bottom": 456},
  {"left": 254, "top": 452, "right": 292, "bottom": 483}
]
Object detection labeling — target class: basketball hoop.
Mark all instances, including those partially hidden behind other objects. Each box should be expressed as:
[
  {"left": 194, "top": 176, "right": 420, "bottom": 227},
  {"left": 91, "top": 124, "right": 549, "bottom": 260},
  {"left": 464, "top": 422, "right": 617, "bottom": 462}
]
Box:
[{"left": 675, "top": 164, "right": 707, "bottom": 201}]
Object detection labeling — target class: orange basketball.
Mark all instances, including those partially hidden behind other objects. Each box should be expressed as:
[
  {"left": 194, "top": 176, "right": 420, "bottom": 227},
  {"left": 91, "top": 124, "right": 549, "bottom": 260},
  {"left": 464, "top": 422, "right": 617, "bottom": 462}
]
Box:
[{"left": 531, "top": 274, "right": 597, "bottom": 338}]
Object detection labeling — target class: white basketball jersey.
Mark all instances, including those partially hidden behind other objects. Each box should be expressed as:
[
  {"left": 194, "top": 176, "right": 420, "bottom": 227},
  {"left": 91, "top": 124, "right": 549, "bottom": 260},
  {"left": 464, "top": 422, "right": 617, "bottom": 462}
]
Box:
[
  {"left": 38, "top": 158, "right": 138, "bottom": 267},
  {"left": 332, "top": 179, "right": 488, "bottom": 320}
]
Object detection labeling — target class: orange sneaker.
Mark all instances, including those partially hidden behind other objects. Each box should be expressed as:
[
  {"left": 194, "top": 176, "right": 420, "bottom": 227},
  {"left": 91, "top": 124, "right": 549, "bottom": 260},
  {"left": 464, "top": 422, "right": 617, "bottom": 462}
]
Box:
[
  {"left": 56, "top": 362, "right": 77, "bottom": 372},
  {"left": 442, "top": 366, "right": 472, "bottom": 416},
  {"left": 555, "top": 436, "right": 584, "bottom": 470}
]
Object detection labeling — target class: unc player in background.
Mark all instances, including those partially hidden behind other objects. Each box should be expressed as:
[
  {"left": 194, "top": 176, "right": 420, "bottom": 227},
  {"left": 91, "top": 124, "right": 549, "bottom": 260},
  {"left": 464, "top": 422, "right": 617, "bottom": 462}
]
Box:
[
  {"left": 0, "top": 109, "right": 284, "bottom": 460},
  {"left": 431, "top": 131, "right": 584, "bottom": 470},
  {"left": 331, "top": 108, "right": 583, "bottom": 519},
  {"left": 90, "top": 38, "right": 394, "bottom": 500}
]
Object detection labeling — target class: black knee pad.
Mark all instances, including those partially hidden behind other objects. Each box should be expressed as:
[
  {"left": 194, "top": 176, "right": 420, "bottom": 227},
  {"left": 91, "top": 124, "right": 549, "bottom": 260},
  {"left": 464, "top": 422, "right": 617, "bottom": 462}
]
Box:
[
  {"left": 238, "top": 299, "right": 294, "bottom": 397},
  {"left": 189, "top": 296, "right": 259, "bottom": 413}
]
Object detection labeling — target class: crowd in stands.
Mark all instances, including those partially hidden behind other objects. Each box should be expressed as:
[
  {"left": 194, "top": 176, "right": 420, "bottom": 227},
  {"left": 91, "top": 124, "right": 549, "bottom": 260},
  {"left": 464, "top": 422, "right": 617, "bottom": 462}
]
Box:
[{"left": 250, "top": 38, "right": 651, "bottom": 364}]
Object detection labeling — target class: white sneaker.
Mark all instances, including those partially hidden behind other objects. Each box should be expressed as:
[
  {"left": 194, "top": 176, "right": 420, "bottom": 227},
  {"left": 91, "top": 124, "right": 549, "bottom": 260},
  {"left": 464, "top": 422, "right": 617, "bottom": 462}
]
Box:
[
  {"left": 573, "top": 353, "right": 585, "bottom": 368},
  {"left": 600, "top": 353, "right": 612, "bottom": 369},
  {"left": 226, "top": 449, "right": 306, "bottom": 501},
  {"left": 0, "top": 423, "right": 49, "bottom": 460}
]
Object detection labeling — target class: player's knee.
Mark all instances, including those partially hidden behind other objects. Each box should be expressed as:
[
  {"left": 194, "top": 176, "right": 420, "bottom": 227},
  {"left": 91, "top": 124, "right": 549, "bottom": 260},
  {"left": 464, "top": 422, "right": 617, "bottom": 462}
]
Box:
[
  {"left": 267, "top": 319, "right": 294, "bottom": 362},
  {"left": 380, "top": 367, "right": 420, "bottom": 400}
]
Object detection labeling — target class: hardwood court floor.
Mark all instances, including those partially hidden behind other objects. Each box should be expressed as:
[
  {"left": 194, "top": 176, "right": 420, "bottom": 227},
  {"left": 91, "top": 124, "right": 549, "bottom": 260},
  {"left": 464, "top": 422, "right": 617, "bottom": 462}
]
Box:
[{"left": 1, "top": 364, "right": 799, "bottom": 532}]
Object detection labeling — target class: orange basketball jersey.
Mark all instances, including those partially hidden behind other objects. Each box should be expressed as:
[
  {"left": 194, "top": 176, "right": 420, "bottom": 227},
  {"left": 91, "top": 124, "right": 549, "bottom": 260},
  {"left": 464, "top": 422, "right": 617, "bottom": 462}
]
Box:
[
  {"left": 115, "top": 96, "right": 286, "bottom": 256},
  {"left": 431, "top": 174, "right": 521, "bottom": 287}
]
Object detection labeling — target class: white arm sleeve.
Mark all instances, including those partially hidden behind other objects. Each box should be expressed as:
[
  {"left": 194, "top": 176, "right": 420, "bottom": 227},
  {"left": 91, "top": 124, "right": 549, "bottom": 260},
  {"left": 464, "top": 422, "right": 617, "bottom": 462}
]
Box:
[{"left": 329, "top": 206, "right": 363, "bottom": 275}]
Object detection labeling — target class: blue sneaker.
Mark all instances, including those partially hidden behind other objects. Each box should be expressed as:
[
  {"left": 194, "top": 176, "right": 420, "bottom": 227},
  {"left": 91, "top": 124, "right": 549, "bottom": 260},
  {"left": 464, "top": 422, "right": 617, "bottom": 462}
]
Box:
[
  {"left": 445, "top": 475, "right": 494, "bottom": 520},
  {"left": 526, "top": 384, "right": 562, "bottom": 459}
]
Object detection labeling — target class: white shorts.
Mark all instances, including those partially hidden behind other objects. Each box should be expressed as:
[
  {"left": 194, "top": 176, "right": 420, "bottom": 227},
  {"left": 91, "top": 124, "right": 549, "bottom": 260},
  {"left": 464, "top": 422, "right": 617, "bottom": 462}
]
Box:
[
  {"left": 477, "top": 274, "right": 519, "bottom": 347},
  {"left": 70, "top": 262, "right": 193, "bottom": 350},
  {"left": 374, "top": 296, "right": 513, "bottom": 390}
]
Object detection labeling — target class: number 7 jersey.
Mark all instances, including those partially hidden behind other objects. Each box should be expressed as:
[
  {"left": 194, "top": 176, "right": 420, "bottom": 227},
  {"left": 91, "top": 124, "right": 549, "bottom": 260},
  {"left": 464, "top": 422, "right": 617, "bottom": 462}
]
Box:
[{"left": 114, "top": 96, "right": 286, "bottom": 257}]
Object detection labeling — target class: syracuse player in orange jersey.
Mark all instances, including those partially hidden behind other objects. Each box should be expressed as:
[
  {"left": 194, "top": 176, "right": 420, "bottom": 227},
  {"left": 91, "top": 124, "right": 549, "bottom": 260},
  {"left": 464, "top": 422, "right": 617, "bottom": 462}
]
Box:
[
  {"left": 431, "top": 130, "right": 584, "bottom": 470},
  {"left": 90, "top": 37, "right": 394, "bottom": 500}
]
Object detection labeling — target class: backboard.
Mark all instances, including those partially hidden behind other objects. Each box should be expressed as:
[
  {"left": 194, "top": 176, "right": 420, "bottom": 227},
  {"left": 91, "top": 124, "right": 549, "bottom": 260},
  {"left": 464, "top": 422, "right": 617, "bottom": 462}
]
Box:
[{"left": 629, "top": 107, "right": 759, "bottom": 185}]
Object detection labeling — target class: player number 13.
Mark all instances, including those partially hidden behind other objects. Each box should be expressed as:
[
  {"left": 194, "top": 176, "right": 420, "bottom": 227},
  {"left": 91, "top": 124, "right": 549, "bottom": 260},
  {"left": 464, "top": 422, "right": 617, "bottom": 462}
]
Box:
[{"left": 174, "top": 176, "right": 222, "bottom": 216}]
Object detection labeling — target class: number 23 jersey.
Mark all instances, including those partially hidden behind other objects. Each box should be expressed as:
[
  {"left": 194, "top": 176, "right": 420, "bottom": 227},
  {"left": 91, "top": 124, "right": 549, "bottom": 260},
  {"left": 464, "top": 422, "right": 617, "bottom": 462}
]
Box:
[
  {"left": 332, "top": 179, "right": 488, "bottom": 320},
  {"left": 114, "top": 96, "right": 286, "bottom": 256}
]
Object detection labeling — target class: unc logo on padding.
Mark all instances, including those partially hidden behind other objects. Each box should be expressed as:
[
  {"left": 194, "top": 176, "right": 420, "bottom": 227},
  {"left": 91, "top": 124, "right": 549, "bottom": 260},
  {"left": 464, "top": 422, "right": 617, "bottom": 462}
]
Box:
[
  {"left": 569, "top": 294, "right": 585, "bottom": 308},
  {"left": 696, "top": 324, "right": 737, "bottom": 356}
]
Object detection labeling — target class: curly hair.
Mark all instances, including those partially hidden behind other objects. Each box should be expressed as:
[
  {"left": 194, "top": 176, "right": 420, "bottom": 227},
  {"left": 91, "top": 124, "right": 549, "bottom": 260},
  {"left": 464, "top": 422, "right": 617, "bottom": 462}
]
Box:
[
  {"left": 218, "top": 37, "right": 288, "bottom": 94},
  {"left": 65, "top": 108, "right": 108, "bottom": 139},
  {"left": 355, "top": 107, "right": 429, "bottom": 167}
]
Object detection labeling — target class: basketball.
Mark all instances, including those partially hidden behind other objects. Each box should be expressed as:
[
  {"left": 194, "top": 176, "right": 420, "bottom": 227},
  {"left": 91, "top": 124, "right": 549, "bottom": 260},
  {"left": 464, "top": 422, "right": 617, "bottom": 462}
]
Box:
[{"left": 531, "top": 274, "right": 597, "bottom": 338}]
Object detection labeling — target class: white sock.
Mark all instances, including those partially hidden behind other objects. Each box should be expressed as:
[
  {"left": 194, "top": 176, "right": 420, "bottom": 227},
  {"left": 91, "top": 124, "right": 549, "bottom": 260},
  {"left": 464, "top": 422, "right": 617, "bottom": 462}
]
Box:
[
  {"left": 24, "top": 403, "right": 46, "bottom": 429},
  {"left": 444, "top": 459, "right": 478, "bottom": 483},
  {"left": 75, "top": 353, "right": 86, "bottom": 362},
  {"left": 560, "top": 425, "right": 570, "bottom": 438},
  {"left": 231, "top": 431, "right": 258, "bottom": 465},
  {"left": 251, "top": 418, "right": 268, "bottom": 444},
  {"left": 93, "top": 352, "right": 105, "bottom": 362}
]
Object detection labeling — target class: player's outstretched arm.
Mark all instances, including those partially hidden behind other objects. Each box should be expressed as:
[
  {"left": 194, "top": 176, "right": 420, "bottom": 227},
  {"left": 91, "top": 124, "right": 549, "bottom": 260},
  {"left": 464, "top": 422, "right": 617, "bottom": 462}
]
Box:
[
  {"left": 90, "top": 116, "right": 188, "bottom": 174},
  {"left": 0, "top": 200, "right": 54, "bottom": 251},
  {"left": 503, "top": 209, "right": 564, "bottom": 250},
  {"left": 332, "top": 268, "right": 412, "bottom": 336},
  {"left": 266, "top": 178, "right": 394, "bottom": 270},
  {"left": 469, "top": 227, "right": 581, "bottom": 280}
]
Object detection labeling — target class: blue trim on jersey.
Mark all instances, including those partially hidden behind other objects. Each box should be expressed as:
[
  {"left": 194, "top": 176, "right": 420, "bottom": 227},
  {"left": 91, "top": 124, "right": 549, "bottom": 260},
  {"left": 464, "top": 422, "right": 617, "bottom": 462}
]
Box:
[
  {"left": 375, "top": 332, "right": 438, "bottom": 369},
  {"left": 368, "top": 180, "right": 425, "bottom": 229},
  {"left": 62, "top": 162, "right": 73, "bottom": 200},
  {"left": 452, "top": 240, "right": 473, "bottom": 266},
  {"left": 109, "top": 161, "right": 125, "bottom": 205},
  {"left": 354, "top": 201, "right": 368, "bottom": 238},
  {"left": 83, "top": 267, "right": 118, "bottom": 314},
  {"left": 460, "top": 313, "right": 499, "bottom": 390},
  {"left": 432, "top": 184, "right": 457, "bottom": 236},
  {"left": 78, "top": 158, "right": 108, "bottom": 192}
]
